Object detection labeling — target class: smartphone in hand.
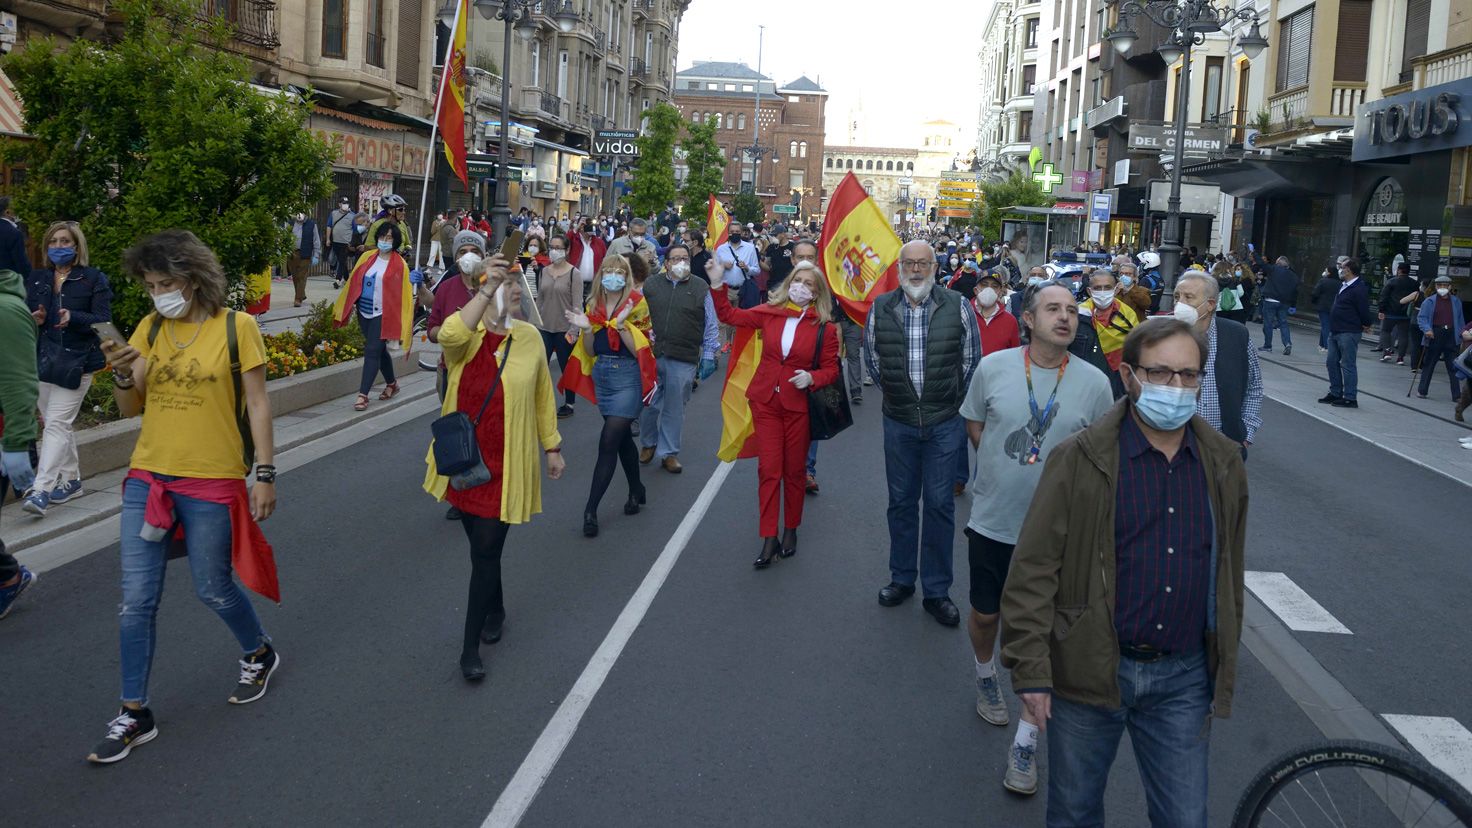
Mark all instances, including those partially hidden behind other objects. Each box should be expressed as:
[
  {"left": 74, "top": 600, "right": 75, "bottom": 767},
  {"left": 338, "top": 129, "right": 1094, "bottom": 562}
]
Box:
[
  {"left": 91, "top": 321, "right": 127, "bottom": 345},
  {"left": 499, "top": 228, "right": 526, "bottom": 263}
]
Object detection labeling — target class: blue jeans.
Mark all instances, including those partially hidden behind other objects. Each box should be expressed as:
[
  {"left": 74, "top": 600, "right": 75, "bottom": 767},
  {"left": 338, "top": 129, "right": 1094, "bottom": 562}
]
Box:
[
  {"left": 1317, "top": 310, "right": 1331, "bottom": 349},
  {"left": 807, "top": 440, "right": 818, "bottom": 476},
  {"left": 357, "top": 312, "right": 397, "bottom": 395},
  {"left": 119, "top": 478, "right": 268, "bottom": 705},
  {"left": 882, "top": 414, "right": 963, "bottom": 598},
  {"left": 1326, "top": 331, "right": 1361, "bottom": 401},
  {"left": 1046, "top": 650, "right": 1212, "bottom": 828},
  {"left": 639, "top": 357, "right": 696, "bottom": 458},
  {"left": 1260, "top": 300, "right": 1291, "bottom": 349},
  {"left": 954, "top": 423, "right": 972, "bottom": 486}
]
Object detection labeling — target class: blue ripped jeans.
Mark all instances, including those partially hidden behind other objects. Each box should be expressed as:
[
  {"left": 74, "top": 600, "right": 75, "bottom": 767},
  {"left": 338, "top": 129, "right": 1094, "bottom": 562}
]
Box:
[{"left": 118, "top": 477, "right": 268, "bottom": 705}]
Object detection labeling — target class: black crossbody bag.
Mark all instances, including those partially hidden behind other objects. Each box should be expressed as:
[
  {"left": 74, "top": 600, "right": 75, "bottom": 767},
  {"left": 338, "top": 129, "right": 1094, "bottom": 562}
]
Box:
[
  {"left": 807, "top": 322, "right": 853, "bottom": 441},
  {"left": 432, "top": 335, "right": 514, "bottom": 490}
]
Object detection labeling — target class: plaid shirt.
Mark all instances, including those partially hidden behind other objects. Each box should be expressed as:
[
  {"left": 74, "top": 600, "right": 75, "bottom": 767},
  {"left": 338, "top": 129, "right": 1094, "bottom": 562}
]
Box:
[
  {"left": 863, "top": 290, "right": 981, "bottom": 395},
  {"left": 1197, "top": 318, "right": 1264, "bottom": 443}
]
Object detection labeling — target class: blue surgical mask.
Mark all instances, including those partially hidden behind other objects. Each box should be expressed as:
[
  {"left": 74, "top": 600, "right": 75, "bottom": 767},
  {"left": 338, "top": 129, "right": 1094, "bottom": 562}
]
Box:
[
  {"left": 377, "top": 239, "right": 394, "bottom": 253},
  {"left": 47, "top": 247, "right": 77, "bottom": 266},
  {"left": 355, "top": 224, "right": 366, "bottom": 233},
  {"left": 601, "top": 272, "right": 626, "bottom": 292},
  {"left": 1121, "top": 275, "right": 1134, "bottom": 287},
  {"left": 1132, "top": 377, "right": 1198, "bottom": 431},
  {"left": 1027, "top": 276, "right": 1043, "bottom": 287}
]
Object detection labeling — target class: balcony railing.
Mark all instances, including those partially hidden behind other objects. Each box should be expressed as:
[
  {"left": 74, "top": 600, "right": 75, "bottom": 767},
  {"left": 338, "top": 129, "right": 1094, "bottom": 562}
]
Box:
[
  {"left": 1267, "top": 85, "right": 1309, "bottom": 130},
  {"left": 365, "top": 32, "right": 386, "bottom": 68},
  {"left": 631, "top": 0, "right": 654, "bottom": 17},
  {"left": 591, "top": 114, "right": 607, "bottom": 131},
  {"left": 630, "top": 57, "right": 648, "bottom": 79},
  {"left": 200, "top": 0, "right": 280, "bottom": 49},
  {"left": 1331, "top": 83, "right": 1367, "bottom": 118},
  {"left": 541, "top": 91, "right": 563, "bottom": 119},
  {"left": 593, "top": 26, "right": 606, "bottom": 50},
  {"left": 1413, "top": 42, "right": 1472, "bottom": 89}
]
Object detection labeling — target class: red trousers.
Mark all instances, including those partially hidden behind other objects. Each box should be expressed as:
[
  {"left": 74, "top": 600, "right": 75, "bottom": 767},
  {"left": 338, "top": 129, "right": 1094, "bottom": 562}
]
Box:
[{"left": 751, "top": 397, "right": 811, "bottom": 537}]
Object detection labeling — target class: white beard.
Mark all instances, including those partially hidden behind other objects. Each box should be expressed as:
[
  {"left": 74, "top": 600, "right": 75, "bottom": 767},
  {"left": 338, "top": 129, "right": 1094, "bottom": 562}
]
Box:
[{"left": 902, "top": 281, "right": 933, "bottom": 304}]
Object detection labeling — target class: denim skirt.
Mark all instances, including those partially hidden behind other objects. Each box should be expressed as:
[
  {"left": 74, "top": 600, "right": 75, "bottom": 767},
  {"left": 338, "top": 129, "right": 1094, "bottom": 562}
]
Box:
[{"left": 593, "top": 355, "right": 643, "bottom": 418}]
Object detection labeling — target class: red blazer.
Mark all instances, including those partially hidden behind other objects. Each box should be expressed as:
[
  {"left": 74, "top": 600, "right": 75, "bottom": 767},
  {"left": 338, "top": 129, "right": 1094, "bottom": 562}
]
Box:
[
  {"left": 566, "top": 232, "right": 606, "bottom": 273},
  {"left": 713, "top": 286, "right": 841, "bottom": 413}
]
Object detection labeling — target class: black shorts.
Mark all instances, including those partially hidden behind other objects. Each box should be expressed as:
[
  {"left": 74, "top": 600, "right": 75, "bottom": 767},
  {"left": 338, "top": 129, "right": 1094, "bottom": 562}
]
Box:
[{"left": 966, "top": 528, "right": 1016, "bottom": 615}]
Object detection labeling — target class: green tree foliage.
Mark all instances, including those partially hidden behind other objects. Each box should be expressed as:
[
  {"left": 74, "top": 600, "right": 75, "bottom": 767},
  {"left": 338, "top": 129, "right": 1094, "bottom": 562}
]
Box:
[
  {"left": 0, "top": 0, "right": 335, "bottom": 333},
  {"left": 626, "top": 102, "right": 681, "bottom": 218},
  {"left": 678, "top": 116, "right": 725, "bottom": 222},
  {"left": 730, "top": 191, "right": 765, "bottom": 227},
  {"left": 973, "top": 171, "right": 1056, "bottom": 243}
]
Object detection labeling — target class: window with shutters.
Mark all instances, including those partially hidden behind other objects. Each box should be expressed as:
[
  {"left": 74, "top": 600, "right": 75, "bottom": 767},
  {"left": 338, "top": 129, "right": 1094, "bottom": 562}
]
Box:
[
  {"left": 396, "top": 0, "right": 421, "bottom": 87},
  {"left": 365, "top": 0, "right": 385, "bottom": 67},
  {"left": 1203, "top": 57, "right": 1224, "bottom": 122},
  {"left": 1401, "top": 0, "right": 1430, "bottom": 82},
  {"left": 322, "top": 0, "right": 346, "bottom": 58},
  {"left": 1275, "top": 6, "right": 1313, "bottom": 91},
  {"left": 1334, "top": 0, "right": 1371, "bottom": 81}
]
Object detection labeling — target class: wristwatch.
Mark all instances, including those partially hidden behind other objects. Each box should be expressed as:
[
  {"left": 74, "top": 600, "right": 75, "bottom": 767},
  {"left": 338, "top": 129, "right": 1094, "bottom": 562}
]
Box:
[{"left": 254, "top": 464, "right": 277, "bottom": 484}]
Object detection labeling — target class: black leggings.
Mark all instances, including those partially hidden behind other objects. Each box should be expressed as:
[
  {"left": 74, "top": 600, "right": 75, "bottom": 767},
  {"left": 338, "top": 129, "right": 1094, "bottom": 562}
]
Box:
[
  {"left": 586, "top": 415, "right": 641, "bottom": 514},
  {"left": 357, "top": 312, "right": 397, "bottom": 395},
  {"left": 460, "top": 515, "right": 510, "bottom": 657},
  {"left": 541, "top": 329, "right": 576, "bottom": 406}
]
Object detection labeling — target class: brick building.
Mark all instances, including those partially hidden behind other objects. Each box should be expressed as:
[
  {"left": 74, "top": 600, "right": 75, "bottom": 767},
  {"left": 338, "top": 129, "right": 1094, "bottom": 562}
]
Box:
[{"left": 671, "top": 61, "right": 827, "bottom": 220}]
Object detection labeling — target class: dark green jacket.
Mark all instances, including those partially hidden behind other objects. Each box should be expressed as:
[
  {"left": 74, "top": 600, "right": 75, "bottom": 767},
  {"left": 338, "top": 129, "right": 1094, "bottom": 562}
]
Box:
[
  {"left": 1000, "top": 400, "right": 1249, "bottom": 717},
  {"left": 643, "top": 273, "right": 709, "bottom": 365},
  {"left": 0, "top": 268, "right": 39, "bottom": 451},
  {"left": 872, "top": 288, "right": 966, "bottom": 427}
]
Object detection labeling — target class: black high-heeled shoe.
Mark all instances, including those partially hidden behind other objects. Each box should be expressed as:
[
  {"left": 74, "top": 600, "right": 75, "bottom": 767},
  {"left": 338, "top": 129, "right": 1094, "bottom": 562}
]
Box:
[
  {"left": 624, "top": 487, "right": 647, "bottom": 516},
  {"left": 754, "top": 537, "right": 781, "bottom": 569},
  {"left": 780, "top": 529, "right": 797, "bottom": 558},
  {"left": 583, "top": 512, "right": 599, "bottom": 537},
  {"left": 460, "top": 654, "right": 486, "bottom": 681}
]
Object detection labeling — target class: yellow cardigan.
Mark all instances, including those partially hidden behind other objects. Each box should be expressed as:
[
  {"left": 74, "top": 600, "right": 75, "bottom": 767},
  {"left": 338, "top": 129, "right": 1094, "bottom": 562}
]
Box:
[{"left": 422, "top": 315, "right": 562, "bottom": 524}]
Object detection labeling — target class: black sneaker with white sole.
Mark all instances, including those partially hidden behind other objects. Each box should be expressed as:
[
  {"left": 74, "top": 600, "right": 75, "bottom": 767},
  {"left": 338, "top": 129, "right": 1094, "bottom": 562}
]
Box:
[
  {"left": 87, "top": 707, "right": 158, "bottom": 764},
  {"left": 228, "top": 644, "right": 281, "bottom": 704}
]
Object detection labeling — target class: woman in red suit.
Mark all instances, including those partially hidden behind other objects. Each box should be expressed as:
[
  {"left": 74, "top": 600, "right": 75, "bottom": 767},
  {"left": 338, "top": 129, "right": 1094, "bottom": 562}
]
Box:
[{"left": 707, "top": 258, "right": 841, "bottom": 568}]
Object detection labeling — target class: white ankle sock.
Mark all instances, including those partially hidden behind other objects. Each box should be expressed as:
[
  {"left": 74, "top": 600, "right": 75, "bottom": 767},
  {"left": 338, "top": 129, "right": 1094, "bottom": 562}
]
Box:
[
  {"left": 975, "top": 656, "right": 996, "bottom": 680},
  {"left": 1014, "top": 719, "right": 1039, "bottom": 750}
]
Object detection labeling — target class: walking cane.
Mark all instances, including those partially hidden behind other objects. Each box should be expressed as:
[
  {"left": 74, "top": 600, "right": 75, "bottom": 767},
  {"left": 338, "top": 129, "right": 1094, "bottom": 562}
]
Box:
[{"left": 1407, "top": 334, "right": 1430, "bottom": 397}]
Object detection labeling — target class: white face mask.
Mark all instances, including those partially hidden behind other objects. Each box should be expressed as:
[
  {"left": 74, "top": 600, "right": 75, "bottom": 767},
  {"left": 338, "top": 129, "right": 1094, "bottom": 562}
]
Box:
[
  {"left": 977, "top": 287, "right": 999, "bottom": 307},
  {"left": 548, "top": 249, "right": 566, "bottom": 262},
  {"left": 1437, "top": 287, "right": 1451, "bottom": 297},
  {"left": 457, "top": 252, "right": 483, "bottom": 274},
  {"left": 669, "top": 261, "right": 691, "bottom": 280},
  {"left": 153, "top": 289, "right": 190, "bottom": 320},
  {"left": 1173, "top": 300, "right": 1201, "bottom": 326},
  {"left": 787, "top": 281, "right": 814, "bottom": 306},
  {"left": 527, "top": 246, "right": 539, "bottom": 255},
  {"left": 1090, "top": 289, "right": 1116, "bottom": 307}
]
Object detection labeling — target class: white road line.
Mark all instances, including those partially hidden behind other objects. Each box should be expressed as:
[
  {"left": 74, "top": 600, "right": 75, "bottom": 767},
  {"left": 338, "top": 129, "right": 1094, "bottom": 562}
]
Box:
[
  {"left": 1382, "top": 714, "right": 1472, "bottom": 796},
  {"left": 482, "top": 460, "right": 736, "bottom": 828},
  {"left": 1244, "top": 571, "right": 1352, "bottom": 634}
]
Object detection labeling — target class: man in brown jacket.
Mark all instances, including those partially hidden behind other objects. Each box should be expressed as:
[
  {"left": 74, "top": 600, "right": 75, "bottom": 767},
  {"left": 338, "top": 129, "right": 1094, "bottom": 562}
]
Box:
[{"left": 1000, "top": 319, "right": 1248, "bottom": 827}]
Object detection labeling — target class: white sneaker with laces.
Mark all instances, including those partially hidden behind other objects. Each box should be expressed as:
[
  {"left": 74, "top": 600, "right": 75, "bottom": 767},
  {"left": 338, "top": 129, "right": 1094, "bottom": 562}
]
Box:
[
  {"left": 1003, "top": 742, "right": 1039, "bottom": 795},
  {"left": 975, "top": 675, "right": 1010, "bottom": 726}
]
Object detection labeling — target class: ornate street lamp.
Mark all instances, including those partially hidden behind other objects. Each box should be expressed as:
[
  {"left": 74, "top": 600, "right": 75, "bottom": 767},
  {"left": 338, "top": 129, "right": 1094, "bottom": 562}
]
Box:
[{"left": 1106, "top": 0, "right": 1267, "bottom": 291}]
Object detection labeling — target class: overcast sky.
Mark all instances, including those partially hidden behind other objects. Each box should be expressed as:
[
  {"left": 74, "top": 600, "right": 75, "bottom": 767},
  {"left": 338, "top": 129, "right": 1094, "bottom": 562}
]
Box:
[{"left": 676, "top": 1, "right": 989, "bottom": 149}]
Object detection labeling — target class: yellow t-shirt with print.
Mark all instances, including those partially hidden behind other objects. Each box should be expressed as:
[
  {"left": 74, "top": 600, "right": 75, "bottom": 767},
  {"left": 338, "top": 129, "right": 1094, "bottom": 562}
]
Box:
[{"left": 128, "top": 310, "right": 266, "bottom": 479}]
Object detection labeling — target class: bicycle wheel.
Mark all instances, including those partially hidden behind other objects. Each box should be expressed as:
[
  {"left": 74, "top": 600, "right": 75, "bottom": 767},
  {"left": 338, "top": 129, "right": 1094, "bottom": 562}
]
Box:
[{"left": 1233, "top": 739, "right": 1472, "bottom": 827}]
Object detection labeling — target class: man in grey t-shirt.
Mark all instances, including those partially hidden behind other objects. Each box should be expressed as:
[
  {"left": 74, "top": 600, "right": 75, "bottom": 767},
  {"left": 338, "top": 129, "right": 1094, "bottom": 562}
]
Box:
[{"left": 958, "top": 282, "right": 1113, "bottom": 796}]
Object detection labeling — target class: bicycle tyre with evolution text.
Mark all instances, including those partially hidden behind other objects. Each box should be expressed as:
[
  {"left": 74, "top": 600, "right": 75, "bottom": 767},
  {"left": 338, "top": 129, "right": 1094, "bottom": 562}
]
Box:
[{"left": 1233, "top": 739, "right": 1472, "bottom": 827}]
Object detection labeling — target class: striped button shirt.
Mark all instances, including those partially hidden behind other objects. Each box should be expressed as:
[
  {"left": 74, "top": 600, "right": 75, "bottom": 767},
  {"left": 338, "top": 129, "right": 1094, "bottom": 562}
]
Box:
[
  {"left": 1196, "top": 318, "right": 1264, "bottom": 443},
  {"left": 1114, "top": 414, "right": 1213, "bottom": 654}
]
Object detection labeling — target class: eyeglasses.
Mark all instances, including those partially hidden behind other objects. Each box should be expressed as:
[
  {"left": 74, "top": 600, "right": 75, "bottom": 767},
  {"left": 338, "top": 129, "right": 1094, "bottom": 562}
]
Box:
[
  {"left": 899, "top": 259, "right": 934, "bottom": 271},
  {"left": 1130, "top": 365, "right": 1202, "bottom": 388}
]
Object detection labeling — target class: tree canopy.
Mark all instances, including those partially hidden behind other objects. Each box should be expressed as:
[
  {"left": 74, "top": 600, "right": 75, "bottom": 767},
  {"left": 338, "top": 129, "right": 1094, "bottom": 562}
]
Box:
[
  {"left": 973, "top": 171, "right": 1056, "bottom": 244},
  {"left": 625, "top": 102, "right": 681, "bottom": 219},
  {"left": 678, "top": 116, "right": 724, "bottom": 223}
]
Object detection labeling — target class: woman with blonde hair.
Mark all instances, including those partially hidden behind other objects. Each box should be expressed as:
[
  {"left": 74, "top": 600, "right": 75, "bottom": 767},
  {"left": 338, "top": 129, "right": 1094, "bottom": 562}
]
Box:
[
  {"left": 21, "top": 221, "right": 113, "bottom": 516},
  {"left": 91, "top": 229, "right": 279, "bottom": 763},
  {"left": 706, "top": 258, "right": 841, "bottom": 567},
  {"left": 423, "top": 254, "right": 565, "bottom": 681},
  {"left": 559, "top": 252, "right": 656, "bottom": 537}
]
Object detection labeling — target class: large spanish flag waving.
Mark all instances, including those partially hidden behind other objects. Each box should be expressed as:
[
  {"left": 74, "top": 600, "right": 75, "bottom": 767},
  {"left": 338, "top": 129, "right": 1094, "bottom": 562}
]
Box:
[
  {"left": 819, "top": 172, "right": 902, "bottom": 325},
  {"left": 716, "top": 326, "right": 761, "bottom": 462},
  {"left": 435, "top": 0, "right": 470, "bottom": 189},
  {"left": 558, "top": 294, "right": 658, "bottom": 405},
  {"left": 707, "top": 195, "right": 731, "bottom": 249}
]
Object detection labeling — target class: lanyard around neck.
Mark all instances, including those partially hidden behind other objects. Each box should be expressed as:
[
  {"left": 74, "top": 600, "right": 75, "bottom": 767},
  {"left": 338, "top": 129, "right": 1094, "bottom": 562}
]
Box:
[{"left": 1022, "top": 348, "right": 1069, "bottom": 464}]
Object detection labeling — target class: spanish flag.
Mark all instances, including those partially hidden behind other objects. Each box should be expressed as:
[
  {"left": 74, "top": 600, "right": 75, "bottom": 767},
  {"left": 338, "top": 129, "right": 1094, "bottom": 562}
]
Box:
[
  {"left": 819, "top": 172, "right": 901, "bottom": 325},
  {"left": 559, "top": 293, "right": 658, "bottom": 404},
  {"left": 332, "top": 251, "right": 416, "bottom": 352},
  {"left": 716, "top": 326, "right": 761, "bottom": 462},
  {"left": 435, "top": 0, "right": 470, "bottom": 189},
  {"left": 708, "top": 195, "right": 731, "bottom": 248}
]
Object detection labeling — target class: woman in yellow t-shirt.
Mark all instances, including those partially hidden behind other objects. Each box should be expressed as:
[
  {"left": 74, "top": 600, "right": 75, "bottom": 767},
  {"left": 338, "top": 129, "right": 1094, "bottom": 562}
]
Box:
[{"left": 92, "top": 229, "right": 279, "bottom": 765}]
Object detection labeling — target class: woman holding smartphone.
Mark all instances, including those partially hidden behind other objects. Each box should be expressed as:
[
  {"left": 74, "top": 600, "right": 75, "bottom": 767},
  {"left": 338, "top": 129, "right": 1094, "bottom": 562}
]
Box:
[
  {"left": 21, "top": 221, "right": 113, "bottom": 517},
  {"left": 90, "top": 229, "right": 279, "bottom": 764}
]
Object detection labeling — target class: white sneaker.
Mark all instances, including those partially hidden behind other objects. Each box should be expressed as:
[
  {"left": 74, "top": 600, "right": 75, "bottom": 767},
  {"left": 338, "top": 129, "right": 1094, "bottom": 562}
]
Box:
[
  {"left": 975, "top": 675, "right": 1009, "bottom": 726},
  {"left": 1003, "top": 742, "right": 1039, "bottom": 795},
  {"left": 1317, "top": 347, "right": 1328, "bottom": 354}
]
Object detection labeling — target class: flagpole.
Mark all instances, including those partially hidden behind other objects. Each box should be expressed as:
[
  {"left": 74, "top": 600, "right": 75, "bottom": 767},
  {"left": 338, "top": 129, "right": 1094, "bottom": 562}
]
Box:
[{"left": 414, "top": 0, "right": 465, "bottom": 271}]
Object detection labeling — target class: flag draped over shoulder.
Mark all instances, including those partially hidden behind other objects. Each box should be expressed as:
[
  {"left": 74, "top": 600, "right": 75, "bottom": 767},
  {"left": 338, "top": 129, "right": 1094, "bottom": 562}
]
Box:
[
  {"left": 435, "top": 0, "right": 470, "bottom": 189},
  {"left": 708, "top": 196, "right": 731, "bottom": 249},
  {"left": 559, "top": 294, "right": 658, "bottom": 404},
  {"left": 332, "top": 251, "right": 415, "bottom": 352},
  {"left": 716, "top": 327, "right": 761, "bottom": 462},
  {"left": 818, "top": 172, "right": 901, "bottom": 326}
]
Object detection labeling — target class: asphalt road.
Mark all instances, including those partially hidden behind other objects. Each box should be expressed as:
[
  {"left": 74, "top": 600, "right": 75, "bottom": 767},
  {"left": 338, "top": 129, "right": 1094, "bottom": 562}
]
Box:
[{"left": 4, "top": 367, "right": 1450, "bottom": 826}]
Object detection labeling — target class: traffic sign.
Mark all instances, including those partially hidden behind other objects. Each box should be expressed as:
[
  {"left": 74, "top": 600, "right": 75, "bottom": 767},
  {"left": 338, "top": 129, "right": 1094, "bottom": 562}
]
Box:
[
  {"left": 1090, "top": 192, "right": 1112, "bottom": 223},
  {"left": 773, "top": 204, "right": 799, "bottom": 214},
  {"left": 914, "top": 197, "right": 927, "bottom": 213}
]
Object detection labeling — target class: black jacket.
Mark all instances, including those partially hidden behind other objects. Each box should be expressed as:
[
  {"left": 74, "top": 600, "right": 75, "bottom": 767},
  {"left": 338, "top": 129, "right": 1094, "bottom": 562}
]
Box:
[
  {"left": 25, "top": 265, "right": 114, "bottom": 373},
  {"left": 1378, "top": 274, "right": 1418, "bottom": 318},
  {"left": 0, "top": 220, "right": 29, "bottom": 276},
  {"left": 1310, "top": 275, "right": 1340, "bottom": 313}
]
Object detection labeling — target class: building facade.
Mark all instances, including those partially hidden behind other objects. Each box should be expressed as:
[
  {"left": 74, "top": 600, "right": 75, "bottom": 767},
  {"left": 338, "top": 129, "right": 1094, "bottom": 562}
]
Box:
[
  {"left": 975, "top": 0, "right": 1042, "bottom": 176},
  {"left": 670, "top": 62, "right": 828, "bottom": 220}
]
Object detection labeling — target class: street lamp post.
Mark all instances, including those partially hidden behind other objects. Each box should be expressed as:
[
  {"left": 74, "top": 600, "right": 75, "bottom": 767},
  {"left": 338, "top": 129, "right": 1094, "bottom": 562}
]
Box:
[
  {"left": 1105, "top": 0, "right": 1267, "bottom": 293},
  {"left": 472, "top": 0, "right": 578, "bottom": 245}
]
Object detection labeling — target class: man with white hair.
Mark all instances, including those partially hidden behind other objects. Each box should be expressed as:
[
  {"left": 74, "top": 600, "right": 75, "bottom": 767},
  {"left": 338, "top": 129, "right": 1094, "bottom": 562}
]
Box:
[
  {"left": 1172, "top": 270, "right": 1263, "bottom": 453},
  {"left": 864, "top": 239, "right": 981, "bottom": 627}
]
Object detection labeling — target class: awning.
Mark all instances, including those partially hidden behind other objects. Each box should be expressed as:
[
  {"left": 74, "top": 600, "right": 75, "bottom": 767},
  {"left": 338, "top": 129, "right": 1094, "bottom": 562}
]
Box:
[
  {"left": 1003, "top": 204, "right": 1089, "bottom": 217},
  {"left": 1181, "top": 154, "right": 1345, "bottom": 199},
  {"left": 1, "top": 69, "right": 26, "bottom": 138},
  {"left": 314, "top": 106, "right": 407, "bottom": 132},
  {"left": 533, "top": 137, "right": 587, "bottom": 157}
]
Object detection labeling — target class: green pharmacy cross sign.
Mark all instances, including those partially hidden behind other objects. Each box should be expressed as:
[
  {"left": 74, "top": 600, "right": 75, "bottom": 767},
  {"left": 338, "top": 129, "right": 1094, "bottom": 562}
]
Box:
[{"left": 1032, "top": 162, "right": 1064, "bottom": 193}]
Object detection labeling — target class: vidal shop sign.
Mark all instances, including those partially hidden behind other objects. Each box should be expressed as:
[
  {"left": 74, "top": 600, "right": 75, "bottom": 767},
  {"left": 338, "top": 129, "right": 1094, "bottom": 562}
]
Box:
[{"left": 593, "top": 130, "right": 641, "bottom": 158}]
